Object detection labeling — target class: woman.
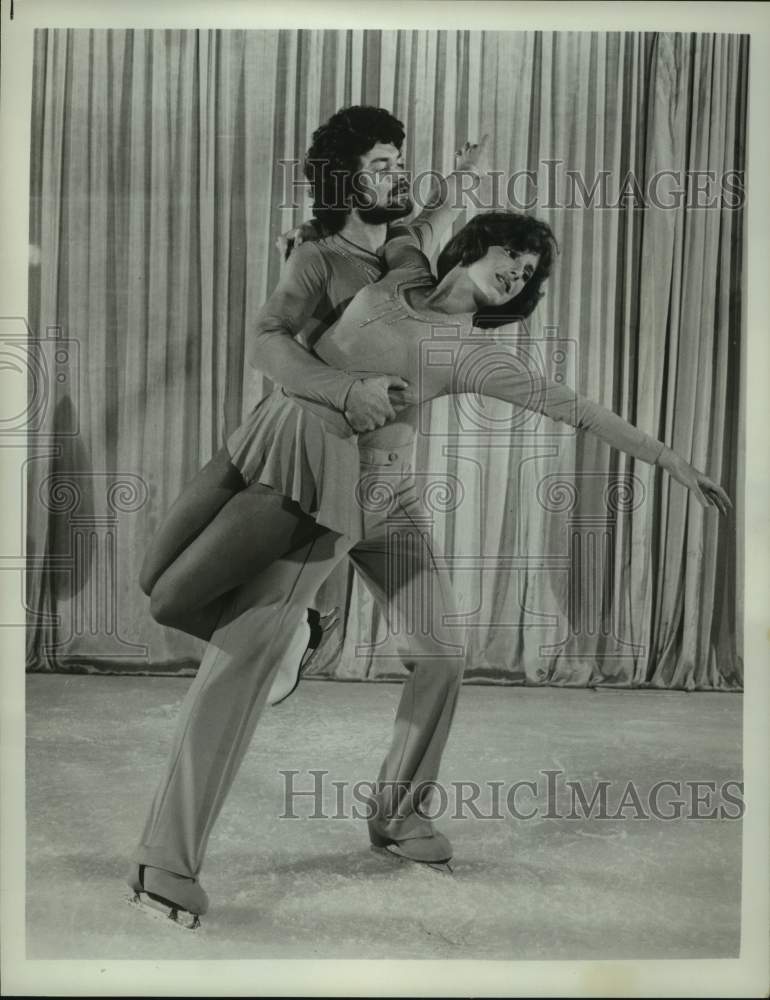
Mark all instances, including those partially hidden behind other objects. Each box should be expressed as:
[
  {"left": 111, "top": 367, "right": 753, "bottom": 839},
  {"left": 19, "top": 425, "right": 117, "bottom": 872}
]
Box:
[
  {"left": 140, "top": 172, "right": 730, "bottom": 660},
  {"left": 129, "top": 161, "right": 730, "bottom": 927}
]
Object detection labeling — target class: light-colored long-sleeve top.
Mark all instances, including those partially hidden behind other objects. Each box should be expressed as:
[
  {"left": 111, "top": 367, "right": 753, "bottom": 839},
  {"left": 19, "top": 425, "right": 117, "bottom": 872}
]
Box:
[
  {"left": 248, "top": 232, "right": 385, "bottom": 411},
  {"left": 300, "top": 231, "right": 667, "bottom": 465}
]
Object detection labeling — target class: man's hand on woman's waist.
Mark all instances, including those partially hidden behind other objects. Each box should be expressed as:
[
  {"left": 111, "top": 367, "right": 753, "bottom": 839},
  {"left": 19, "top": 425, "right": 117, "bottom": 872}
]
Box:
[{"left": 343, "top": 375, "right": 411, "bottom": 433}]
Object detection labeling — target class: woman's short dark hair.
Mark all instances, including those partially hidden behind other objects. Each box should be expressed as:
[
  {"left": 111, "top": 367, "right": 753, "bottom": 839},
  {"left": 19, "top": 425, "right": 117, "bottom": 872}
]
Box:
[
  {"left": 304, "top": 106, "right": 405, "bottom": 233},
  {"left": 436, "top": 211, "right": 559, "bottom": 328}
]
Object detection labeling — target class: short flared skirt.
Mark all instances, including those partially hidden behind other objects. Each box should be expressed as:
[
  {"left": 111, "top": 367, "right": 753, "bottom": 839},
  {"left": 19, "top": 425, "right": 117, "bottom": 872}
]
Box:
[{"left": 225, "top": 388, "right": 365, "bottom": 540}]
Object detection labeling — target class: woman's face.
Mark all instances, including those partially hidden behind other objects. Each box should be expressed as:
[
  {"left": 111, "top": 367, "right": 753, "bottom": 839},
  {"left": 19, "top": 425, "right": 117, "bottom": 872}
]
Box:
[{"left": 465, "top": 245, "right": 540, "bottom": 307}]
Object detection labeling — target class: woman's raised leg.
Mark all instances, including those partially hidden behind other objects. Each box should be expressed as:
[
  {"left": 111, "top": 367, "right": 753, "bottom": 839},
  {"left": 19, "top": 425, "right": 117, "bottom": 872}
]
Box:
[
  {"left": 148, "top": 482, "right": 330, "bottom": 640},
  {"left": 139, "top": 446, "right": 247, "bottom": 596}
]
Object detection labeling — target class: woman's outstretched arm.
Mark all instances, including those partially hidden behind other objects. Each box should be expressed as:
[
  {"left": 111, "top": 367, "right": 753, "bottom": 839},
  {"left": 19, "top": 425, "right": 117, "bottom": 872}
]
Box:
[{"left": 429, "top": 339, "right": 731, "bottom": 512}]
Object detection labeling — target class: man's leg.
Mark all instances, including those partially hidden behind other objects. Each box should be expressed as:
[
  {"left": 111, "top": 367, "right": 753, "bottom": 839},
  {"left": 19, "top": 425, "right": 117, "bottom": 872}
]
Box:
[{"left": 349, "top": 453, "right": 467, "bottom": 856}]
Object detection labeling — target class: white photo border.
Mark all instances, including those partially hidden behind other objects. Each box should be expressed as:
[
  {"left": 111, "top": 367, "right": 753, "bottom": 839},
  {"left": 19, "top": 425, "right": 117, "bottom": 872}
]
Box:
[{"left": 1, "top": 2, "right": 768, "bottom": 996}]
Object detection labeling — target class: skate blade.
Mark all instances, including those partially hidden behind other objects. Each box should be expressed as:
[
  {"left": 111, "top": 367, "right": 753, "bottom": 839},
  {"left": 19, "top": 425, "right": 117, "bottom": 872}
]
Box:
[
  {"left": 127, "top": 892, "right": 202, "bottom": 930},
  {"left": 370, "top": 844, "right": 454, "bottom": 875}
]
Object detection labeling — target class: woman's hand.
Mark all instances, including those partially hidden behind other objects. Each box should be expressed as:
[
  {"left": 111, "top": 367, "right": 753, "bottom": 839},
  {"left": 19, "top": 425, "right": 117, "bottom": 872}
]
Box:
[
  {"left": 657, "top": 448, "right": 733, "bottom": 513},
  {"left": 454, "top": 135, "right": 489, "bottom": 175},
  {"left": 275, "top": 219, "right": 324, "bottom": 262}
]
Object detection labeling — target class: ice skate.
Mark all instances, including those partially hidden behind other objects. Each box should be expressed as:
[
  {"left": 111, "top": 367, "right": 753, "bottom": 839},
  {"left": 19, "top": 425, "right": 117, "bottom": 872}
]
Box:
[
  {"left": 267, "top": 619, "right": 312, "bottom": 707},
  {"left": 369, "top": 827, "right": 454, "bottom": 875},
  {"left": 126, "top": 863, "right": 208, "bottom": 929},
  {"left": 268, "top": 606, "right": 340, "bottom": 707},
  {"left": 300, "top": 606, "right": 340, "bottom": 677}
]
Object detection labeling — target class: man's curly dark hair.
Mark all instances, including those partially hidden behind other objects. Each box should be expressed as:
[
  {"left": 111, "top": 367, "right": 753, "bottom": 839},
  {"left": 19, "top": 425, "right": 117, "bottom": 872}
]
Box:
[
  {"left": 436, "top": 211, "right": 559, "bottom": 328},
  {"left": 304, "top": 106, "right": 406, "bottom": 233}
]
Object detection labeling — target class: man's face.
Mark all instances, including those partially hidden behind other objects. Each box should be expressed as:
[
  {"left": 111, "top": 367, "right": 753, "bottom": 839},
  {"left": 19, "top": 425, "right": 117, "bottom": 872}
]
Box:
[{"left": 352, "top": 142, "right": 413, "bottom": 225}]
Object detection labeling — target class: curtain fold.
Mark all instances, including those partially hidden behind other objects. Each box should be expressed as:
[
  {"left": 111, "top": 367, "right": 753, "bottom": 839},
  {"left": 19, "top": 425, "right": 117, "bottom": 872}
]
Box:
[{"left": 27, "top": 29, "right": 745, "bottom": 690}]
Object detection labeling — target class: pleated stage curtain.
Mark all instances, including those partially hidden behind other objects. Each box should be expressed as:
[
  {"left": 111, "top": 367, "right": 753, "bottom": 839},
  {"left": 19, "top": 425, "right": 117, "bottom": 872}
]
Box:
[{"left": 26, "top": 29, "right": 746, "bottom": 690}]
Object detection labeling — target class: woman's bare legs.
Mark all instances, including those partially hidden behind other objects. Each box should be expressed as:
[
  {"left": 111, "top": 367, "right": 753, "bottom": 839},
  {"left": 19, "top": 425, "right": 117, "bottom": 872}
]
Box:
[
  {"left": 140, "top": 446, "right": 329, "bottom": 640},
  {"left": 139, "top": 447, "right": 247, "bottom": 596}
]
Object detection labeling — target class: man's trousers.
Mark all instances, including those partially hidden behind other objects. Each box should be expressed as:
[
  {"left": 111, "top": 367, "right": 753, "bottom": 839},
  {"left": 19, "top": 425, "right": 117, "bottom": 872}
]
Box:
[{"left": 132, "top": 442, "right": 467, "bottom": 878}]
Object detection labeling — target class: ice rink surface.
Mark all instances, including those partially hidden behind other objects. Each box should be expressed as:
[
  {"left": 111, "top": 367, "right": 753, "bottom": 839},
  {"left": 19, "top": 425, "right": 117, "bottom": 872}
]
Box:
[{"left": 25, "top": 675, "right": 742, "bottom": 960}]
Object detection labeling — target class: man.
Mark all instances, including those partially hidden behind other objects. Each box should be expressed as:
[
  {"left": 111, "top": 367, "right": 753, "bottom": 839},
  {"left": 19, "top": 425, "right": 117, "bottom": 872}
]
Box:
[
  {"left": 134, "top": 107, "right": 415, "bottom": 691},
  {"left": 246, "top": 104, "right": 414, "bottom": 424},
  {"left": 256, "top": 105, "right": 419, "bottom": 703},
  {"left": 129, "top": 107, "right": 477, "bottom": 924}
]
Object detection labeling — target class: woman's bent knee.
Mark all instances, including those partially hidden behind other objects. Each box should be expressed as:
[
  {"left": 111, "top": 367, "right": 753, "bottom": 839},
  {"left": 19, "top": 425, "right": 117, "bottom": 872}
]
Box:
[
  {"left": 149, "top": 577, "right": 185, "bottom": 627},
  {"left": 138, "top": 558, "right": 157, "bottom": 597}
]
